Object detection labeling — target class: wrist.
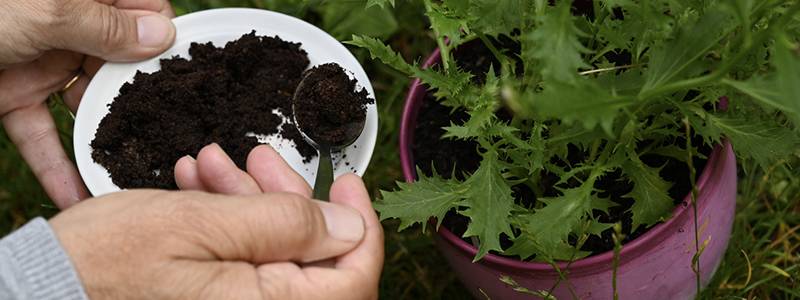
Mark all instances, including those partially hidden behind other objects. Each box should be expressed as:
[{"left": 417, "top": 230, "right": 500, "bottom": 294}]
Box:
[{"left": 0, "top": 218, "right": 88, "bottom": 300}]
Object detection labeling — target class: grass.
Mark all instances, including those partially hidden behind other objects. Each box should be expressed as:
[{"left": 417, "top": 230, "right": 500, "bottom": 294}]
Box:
[{"left": 0, "top": 1, "right": 797, "bottom": 299}]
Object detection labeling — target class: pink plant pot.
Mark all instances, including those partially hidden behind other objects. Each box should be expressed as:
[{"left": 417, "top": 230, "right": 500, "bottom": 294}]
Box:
[{"left": 399, "top": 49, "right": 737, "bottom": 299}]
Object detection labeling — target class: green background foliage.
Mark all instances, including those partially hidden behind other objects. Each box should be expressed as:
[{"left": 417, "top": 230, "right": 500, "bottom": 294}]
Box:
[{"left": 0, "top": 0, "right": 798, "bottom": 298}]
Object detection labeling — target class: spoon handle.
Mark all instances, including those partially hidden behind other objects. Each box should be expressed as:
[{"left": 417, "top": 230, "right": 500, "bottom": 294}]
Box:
[{"left": 313, "top": 147, "right": 333, "bottom": 201}]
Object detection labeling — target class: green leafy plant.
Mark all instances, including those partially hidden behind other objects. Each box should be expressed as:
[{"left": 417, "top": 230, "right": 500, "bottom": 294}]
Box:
[{"left": 352, "top": 0, "right": 800, "bottom": 262}]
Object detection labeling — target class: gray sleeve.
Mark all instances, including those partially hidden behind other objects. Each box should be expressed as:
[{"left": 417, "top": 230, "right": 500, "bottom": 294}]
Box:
[{"left": 0, "top": 217, "right": 89, "bottom": 300}]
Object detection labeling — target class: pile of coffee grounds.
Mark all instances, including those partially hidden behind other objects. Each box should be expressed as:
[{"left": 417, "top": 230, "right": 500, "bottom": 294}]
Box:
[
  {"left": 91, "top": 31, "right": 318, "bottom": 189},
  {"left": 293, "top": 63, "right": 373, "bottom": 146}
]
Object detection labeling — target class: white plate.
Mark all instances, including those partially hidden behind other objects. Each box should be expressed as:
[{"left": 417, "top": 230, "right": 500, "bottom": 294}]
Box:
[{"left": 74, "top": 8, "right": 378, "bottom": 196}]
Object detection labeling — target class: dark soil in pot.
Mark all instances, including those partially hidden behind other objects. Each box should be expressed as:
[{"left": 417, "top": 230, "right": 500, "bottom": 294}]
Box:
[
  {"left": 414, "top": 40, "right": 710, "bottom": 257},
  {"left": 92, "top": 31, "right": 324, "bottom": 189}
]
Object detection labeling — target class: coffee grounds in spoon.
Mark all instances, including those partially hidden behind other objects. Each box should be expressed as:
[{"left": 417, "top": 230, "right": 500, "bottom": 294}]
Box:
[
  {"left": 293, "top": 63, "right": 374, "bottom": 146},
  {"left": 91, "top": 31, "right": 317, "bottom": 190}
]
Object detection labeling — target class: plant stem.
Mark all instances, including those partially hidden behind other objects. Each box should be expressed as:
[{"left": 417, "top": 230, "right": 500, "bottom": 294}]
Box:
[
  {"left": 579, "top": 63, "right": 645, "bottom": 75},
  {"left": 477, "top": 33, "right": 507, "bottom": 72},
  {"left": 423, "top": 0, "right": 451, "bottom": 71},
  {"left": 684, "top": 117, "right": 702, "bottom": 294},
  {"left": 588, "top": 139, "right": 602, "bottom": 162},
  {"left": 612, "top": 223, "right": 623, "bottom": 300}
]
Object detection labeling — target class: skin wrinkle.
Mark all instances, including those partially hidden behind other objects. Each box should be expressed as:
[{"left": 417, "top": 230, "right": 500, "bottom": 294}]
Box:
[
  {"left": 154, "top": 260, "right": 199, "bottom": 298},
  {"left": 195, "top": 262, "right": 228, "bottom": 299},
  {"left": 275, "top": 197, "right": 317, "bottom": 260},
  {"left": 208, "top": 207, "right": 248, "bottom": 261},
  {"left": 162, "top": 194, "right": 229, "bottom": 260},
  {"left": 95, "top": 5, "right": 128, "bottom": 56}
]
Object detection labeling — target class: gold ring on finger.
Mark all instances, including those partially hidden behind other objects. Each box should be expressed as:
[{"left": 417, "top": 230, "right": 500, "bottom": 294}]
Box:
[{"left": 61, "top": 74, "right": 82, "bottom": 92}]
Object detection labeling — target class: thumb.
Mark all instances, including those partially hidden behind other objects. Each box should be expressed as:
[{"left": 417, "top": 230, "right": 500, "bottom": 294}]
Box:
[{"left": 50, "top": 1, "right": 175, "bottom": 61}]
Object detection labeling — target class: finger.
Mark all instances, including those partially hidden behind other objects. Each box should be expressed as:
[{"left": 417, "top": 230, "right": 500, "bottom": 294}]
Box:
[
  {"left": 330, "top": 174, "right": 384, "bottom": 279},
  {"left": 1, "top": 104, "right": 90, "bottom": 209},
  {"left": 97, "top": 0, "right": 172, "bottom": 14},
  {"left": 175, "top": 192, "right": 365, "bottom": 264},
  {"left": 246, "top": 175, "right": 383, "bottom": 299},
  {"left": 63, "top": 56, "right": 107, "bottom": 114},
  {"left": 196, "top": 143, "right": 262, "bottom": 195},
  {"left": 82, "top": 57, "right": 105, "bottom": 78},
  {"left": 62, "top": 73, "right": 90, "bottom": 114},
  {"left": 0, "top": 51, "right": 82, "bottom": 116},
  {"left": 246, "top": 145, "right": 312, "bottom": 197},
  {"left": 174, "top": 155, "right": 205, "bottom": 191},
  {"left": 48, "top": 2, "right": 175, "bottom": 62}
]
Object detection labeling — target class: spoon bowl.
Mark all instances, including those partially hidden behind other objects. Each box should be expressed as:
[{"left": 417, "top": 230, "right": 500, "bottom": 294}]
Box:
[{"left": 292, "top": 65, "right": 368, "bottom": 200}]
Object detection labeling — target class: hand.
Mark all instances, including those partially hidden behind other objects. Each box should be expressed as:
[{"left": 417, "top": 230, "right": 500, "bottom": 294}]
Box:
[
  {"left": 0, "top": 0, "right": 176, "bottom": 209},
  {"left": 50, "top": 144, "right": 383, "bottom": 299},
  {"left": 174, "top": 143, "right": 383, "bottom": 299}
]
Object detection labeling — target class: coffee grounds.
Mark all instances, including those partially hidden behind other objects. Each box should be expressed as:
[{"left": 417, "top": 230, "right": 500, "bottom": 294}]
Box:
[
  {"left": 293, "top": 63, "right": 373, "bottom": 146},
  {"left": 91, "top": 31, "right": 317, "bottom": 189}
]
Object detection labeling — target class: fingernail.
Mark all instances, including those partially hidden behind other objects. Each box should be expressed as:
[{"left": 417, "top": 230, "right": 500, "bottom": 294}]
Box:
[
  {"left": 183, "top": 155, "right": 196, "bottom": 164},
  {"left": 137, "top": 15, "right": 172, "bottom": 47},
  {"left": 318, "top": 203, "right": 365, "bottom": 242}
]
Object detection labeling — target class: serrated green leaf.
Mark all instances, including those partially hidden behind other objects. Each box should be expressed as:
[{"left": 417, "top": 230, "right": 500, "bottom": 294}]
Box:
[
  {"left": 590, "top": 197, "right": 617, "bottom": 215},
  {"left": 442, "top": 123, "right": 472, "bottom": 140},
  {"left": 442, "top": 108, "right": 492, "bottom": 140},
  {"left": 587, "top": 220, "right": 615, "bottom": 236},
  {"left": 725, "top": 39, "right": 800, "bottom": 128},
  {"left": 365, "top": 0, "right": 394, "bottom": 9},
  {"left": 646, "top": 145, "right": 707, "bottom": 163},
  {"left": 509, "top": 180, "right": 597, "bottom": 262},
  {"left": 594, "top": 0, "right": 675, "bottom": 61},
  {"left": 772, "top": 40, "right": 800, "bottom": 127},
  {"left": 525, "top": 1, "right": 588, "bottom": 84},
  {"left": 699, "top": 113, "right": 800, "bottom": 169},
  {"left": 595, "top": 70, "right": 647, "bottom": 95},
  {"left": 375, "top": 169, "right": 463, "bottom": 232},
  {"left": 442, "top": 0, "right": 470, "bottom": 17},
  {"left": 622, "top": 155, "right": 674, "bottom": 229},
  {"left": 460, "top": 148, "right": 514, "bottom": 261},
  {"left": 427, "top": 3, "right": 469, "bottom": 47},
  {"left": 467, "top": 0, "right": 523, "bottom": 36},
  {"left": 724, "top": 78, "right": 785, "bottom": 110},
  {"left": 641, "top": 8, "right": 735, "bottom": 93},
  {"left": 728, "top": 0, "right": 754, "bottom": 29},
  {"left": 532, "top": 79, "right": 633, "bottom": 133},
  {"left": 346, "top": 35, "right": 413, "bottom": 75},
  {"left": 505, "top": 233, "right": 588, "bottom": 262},
  {"left": 413, "top": 67, "right": 473, "bottom": 99}
]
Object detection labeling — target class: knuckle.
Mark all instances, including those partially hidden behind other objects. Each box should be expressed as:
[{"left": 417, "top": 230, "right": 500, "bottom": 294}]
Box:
[
  {"left": 17, "top": 125, "right": 51, "bottom": 148},
  {"left": 96, "top": 7, "right": 130, "bottom": 54}
]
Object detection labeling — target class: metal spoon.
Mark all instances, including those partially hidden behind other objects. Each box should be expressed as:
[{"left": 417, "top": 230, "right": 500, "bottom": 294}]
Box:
[{"left": 291, "top": 67, "right": 366, "bottom": 201}]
